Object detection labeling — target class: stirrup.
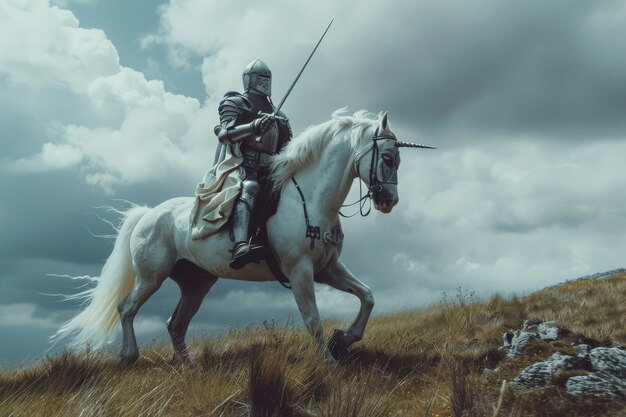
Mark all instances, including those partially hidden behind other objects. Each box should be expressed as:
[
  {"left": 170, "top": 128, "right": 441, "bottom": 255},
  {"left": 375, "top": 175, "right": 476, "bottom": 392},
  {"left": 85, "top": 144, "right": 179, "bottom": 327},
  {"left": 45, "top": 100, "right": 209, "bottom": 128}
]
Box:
[{"left": 229, "top": 239, "right": 264, "bottom": 270}]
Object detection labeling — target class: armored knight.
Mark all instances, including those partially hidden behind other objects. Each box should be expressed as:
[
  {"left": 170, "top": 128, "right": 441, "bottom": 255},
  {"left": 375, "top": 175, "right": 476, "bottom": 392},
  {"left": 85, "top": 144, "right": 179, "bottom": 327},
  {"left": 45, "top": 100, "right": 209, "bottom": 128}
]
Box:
[{"left": 214, "top": 59, "right": 292, "bottom": 270}]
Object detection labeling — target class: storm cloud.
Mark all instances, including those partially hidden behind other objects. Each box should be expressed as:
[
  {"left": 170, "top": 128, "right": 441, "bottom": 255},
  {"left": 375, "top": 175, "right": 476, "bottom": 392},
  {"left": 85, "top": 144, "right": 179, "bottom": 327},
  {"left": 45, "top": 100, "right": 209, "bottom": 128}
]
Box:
[{"left": 1, "top": 0, "right": 626, "bottom": 364}]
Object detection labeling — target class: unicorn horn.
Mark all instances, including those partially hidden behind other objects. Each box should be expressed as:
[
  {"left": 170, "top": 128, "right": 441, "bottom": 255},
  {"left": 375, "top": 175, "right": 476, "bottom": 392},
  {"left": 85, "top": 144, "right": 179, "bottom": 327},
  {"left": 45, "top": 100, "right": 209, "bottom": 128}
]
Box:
[{"left": 396, "top": 141, "right": 436, "bottom": 149}]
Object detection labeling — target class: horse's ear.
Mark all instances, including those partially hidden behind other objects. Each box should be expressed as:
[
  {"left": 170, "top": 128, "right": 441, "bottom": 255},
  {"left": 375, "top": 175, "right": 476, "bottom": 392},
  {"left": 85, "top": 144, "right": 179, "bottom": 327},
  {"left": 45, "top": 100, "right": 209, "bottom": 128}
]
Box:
[{"left": 380, "top": 111, "right": 390, "bottom": 132}]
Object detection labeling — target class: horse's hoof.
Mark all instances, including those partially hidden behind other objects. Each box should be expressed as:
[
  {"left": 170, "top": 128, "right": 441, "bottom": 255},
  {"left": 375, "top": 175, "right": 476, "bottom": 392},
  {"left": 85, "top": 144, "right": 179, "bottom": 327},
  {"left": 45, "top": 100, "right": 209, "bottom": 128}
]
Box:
[
  {"left": 172, "top": 354, "right": 194, "bottom": 367},
  {"left": 327, "top": 329, "right": 349, "bottom": 359},
  {"left": 119, "top": 353, "right": 139, "bottom": 368}
]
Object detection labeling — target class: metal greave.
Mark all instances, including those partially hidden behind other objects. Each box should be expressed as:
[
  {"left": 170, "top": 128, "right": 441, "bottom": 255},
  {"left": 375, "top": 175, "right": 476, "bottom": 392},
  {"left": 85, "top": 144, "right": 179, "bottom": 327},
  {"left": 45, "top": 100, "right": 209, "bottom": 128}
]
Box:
[{"left": 231, "top": 199, "right": 252, "bottom": 244}]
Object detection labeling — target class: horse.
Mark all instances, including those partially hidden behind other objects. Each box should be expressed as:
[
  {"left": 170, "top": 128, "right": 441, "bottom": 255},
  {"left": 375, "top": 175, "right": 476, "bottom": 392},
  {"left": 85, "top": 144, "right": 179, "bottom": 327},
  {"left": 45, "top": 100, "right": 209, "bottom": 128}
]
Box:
[{"left": 54, "top": 109, "right": 431, "bottom": 366}]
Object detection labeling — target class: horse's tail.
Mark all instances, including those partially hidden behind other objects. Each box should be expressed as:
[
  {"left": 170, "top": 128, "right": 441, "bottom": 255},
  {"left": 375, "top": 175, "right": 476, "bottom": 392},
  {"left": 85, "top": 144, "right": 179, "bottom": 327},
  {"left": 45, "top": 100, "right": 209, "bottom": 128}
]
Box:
[{"left": 52, "top": 205, "right": 151, "bottom": 349}]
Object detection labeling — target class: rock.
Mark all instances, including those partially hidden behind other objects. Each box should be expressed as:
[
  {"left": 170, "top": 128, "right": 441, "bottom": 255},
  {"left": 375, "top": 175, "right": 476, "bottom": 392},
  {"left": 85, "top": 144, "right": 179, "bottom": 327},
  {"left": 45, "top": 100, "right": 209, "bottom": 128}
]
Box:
[
  {"left": 574, "top": 268, "right": 626, "bottom": 281},
  {"left": 505, "top": 319, "right": 626, "bottom": 400},
  {"left": 576, "top": 344, "right": 591, "bottom": 358},
  {"left": 589, "top": 347, "right": 626, "bottom": 389},
  {"left": 523, "top": 319, "right": 541, "bottom": 329},
  {"left": 537, "top": 321, "right": 567, "bottom": 341},
  {"left": 510, "top": 352, "right": 580, "bottom": 391},
  {"left": 506, "top": 330, "right": 537, "bottom": 358},
  {"left": 509, "top": 345, "right": 626, "bottom": 399},
  {"left": 503, "top": 321, "right": 569, "bottom": 358},
  {"left": 565, "top": 374, "right": 625, "bottom": 399}
]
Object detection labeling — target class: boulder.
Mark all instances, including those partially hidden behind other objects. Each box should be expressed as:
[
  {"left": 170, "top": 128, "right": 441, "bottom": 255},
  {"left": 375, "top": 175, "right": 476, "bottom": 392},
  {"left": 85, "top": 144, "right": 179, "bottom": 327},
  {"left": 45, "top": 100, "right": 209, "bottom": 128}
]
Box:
[
  {"left": 589, "top": 347, "right": 626, "bottom": 390},
  {"left": 510, "top": 352, "right": 580, "bottom": 391},
  {"left": 506, "top": 331, "right": 537, "bottom": 358},
  {"left": 510, "top": 344, "right": 626, "bottom": 399},
  {"left": 502, "top": 321, "right": 569, "bottom": 358},
  {"left": 537, "top": 321, "right": 567, "bottom": 341},
  {"left": 565, "top": 374, "right": 625, "bottom": 400},
  {"left": 503, "top": 321, "right": 626, "bottom": 400}
]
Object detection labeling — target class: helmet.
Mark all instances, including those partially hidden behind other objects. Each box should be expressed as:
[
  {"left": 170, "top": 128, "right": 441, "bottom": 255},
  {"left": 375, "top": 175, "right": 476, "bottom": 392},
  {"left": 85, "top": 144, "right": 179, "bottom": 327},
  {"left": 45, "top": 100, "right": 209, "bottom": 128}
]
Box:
[{"left": 242, "top": 59, "right": 271, "bottom": 96}]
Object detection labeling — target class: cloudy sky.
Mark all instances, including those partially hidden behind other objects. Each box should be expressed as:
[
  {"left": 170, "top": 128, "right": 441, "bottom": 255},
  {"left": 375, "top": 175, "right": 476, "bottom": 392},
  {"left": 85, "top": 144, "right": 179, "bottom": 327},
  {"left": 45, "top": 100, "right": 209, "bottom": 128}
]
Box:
[{"left": 2, "top": 0, "right": 626, "bottom": 365}]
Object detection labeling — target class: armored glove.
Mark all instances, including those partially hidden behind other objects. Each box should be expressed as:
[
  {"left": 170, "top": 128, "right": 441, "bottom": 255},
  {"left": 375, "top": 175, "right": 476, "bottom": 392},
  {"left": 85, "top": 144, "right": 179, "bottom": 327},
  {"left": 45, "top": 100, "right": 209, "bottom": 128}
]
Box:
[
  {"left": 253, "top": 114, "right": 274, "bottom": 134},
  {"left": 215, "top": 113, "right": 274, "bottom": 144}
]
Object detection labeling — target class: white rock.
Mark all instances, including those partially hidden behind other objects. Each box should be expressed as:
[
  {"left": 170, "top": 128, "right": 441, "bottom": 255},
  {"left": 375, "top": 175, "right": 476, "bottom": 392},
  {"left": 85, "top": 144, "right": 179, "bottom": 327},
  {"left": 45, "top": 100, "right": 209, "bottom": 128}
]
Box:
[
  {"left": 510, "top": 352, "right": 579, "bottom": 391},
  {"left": 589, "top": 347, "right": 626, "bottom": 389},
  {"left": 507, "top": 330, "right": 536, "bottom": 358},
  {"left": 565, "top": 374, "right": 625, "bottom": 399},
  {"left": 537, "top": 321, "right": 564, "bottom": 341}
]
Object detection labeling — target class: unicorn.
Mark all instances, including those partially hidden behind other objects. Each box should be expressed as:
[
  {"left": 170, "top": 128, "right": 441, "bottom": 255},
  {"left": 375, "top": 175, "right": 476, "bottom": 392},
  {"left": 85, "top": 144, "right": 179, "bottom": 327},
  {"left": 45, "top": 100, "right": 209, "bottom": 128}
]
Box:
[{"left": 54, "top": 110, "right": 433, "bottom": 366}]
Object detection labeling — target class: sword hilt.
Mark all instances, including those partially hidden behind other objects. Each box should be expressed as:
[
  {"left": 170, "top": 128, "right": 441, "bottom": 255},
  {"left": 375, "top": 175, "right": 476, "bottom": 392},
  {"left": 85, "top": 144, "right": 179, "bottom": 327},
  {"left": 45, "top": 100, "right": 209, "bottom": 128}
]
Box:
[{"left": 254, "top": 112, "right": 286, "bottom": 142}]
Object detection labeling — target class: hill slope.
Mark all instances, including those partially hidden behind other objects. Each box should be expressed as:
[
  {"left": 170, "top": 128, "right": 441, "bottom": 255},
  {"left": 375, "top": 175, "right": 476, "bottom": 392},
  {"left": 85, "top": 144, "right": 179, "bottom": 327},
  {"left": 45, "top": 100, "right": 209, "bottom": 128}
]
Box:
[{"left": 1, "top": 271, "right": 625, "bottom": 416}]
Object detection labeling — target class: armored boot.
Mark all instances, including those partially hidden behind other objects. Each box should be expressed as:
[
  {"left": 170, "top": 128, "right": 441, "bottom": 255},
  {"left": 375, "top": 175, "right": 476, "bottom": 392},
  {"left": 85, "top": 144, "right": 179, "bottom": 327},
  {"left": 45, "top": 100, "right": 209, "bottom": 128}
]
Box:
[{"left": 230, "top": 180, "right": 264, "bottom": 270}]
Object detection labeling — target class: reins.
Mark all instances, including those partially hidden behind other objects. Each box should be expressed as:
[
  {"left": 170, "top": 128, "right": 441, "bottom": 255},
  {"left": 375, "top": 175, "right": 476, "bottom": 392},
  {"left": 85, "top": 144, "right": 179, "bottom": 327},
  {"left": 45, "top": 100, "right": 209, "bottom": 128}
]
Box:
[{"left": 339, "top": 176, "right": 375, "bottom": 218}]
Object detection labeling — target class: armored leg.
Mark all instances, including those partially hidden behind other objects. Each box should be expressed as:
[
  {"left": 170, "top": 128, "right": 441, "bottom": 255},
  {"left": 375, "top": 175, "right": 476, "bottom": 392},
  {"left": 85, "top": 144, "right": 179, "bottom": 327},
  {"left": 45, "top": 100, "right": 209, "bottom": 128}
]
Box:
[{"left": 230, "top": 178, "right": 264, "bottom": 269}]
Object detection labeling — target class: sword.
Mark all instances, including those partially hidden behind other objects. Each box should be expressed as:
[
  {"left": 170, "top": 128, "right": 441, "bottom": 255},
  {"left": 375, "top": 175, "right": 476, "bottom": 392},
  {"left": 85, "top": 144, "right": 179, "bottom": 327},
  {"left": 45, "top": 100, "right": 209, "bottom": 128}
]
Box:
[
  {"left": 260, "top": 18, "right": 334, "bottom": 121},
  {"left": 276, "top": 17, "right": 334, "bottom": 114}
]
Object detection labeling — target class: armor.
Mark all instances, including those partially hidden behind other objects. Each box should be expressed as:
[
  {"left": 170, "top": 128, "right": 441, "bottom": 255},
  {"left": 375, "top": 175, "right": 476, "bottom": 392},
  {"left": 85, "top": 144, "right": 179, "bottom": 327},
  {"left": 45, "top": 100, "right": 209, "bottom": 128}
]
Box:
[
  {"left": 242, "top": 59, "right": 272, "bottom": 97},
  {"left": 214, "top": 60, "right": 292, "bottom": 269}
]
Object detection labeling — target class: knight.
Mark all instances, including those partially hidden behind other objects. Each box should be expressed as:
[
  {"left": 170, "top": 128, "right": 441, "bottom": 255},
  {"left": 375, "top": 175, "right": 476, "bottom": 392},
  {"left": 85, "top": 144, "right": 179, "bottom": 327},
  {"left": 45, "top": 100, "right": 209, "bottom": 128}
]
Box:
[{"left": 214, "top": 59, "right": 292, "bottom": 270}]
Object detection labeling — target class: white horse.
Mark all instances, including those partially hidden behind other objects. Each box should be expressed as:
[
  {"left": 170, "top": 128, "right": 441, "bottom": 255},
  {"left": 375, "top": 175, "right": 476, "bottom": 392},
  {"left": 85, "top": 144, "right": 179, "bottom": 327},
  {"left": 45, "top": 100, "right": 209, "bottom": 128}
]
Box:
[{"left": 55, "top": 110, "right": 429, "bottom": 366}]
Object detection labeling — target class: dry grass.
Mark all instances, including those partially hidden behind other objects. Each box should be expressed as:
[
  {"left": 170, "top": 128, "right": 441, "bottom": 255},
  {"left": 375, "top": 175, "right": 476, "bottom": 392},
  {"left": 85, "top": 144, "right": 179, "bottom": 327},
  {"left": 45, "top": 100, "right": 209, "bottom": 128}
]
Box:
[
  {"left": 525, "top": 273, "right": 626, "bottom": 345},
  {"left": 1, "top": 273, "right": 625, "bottom": 416}
]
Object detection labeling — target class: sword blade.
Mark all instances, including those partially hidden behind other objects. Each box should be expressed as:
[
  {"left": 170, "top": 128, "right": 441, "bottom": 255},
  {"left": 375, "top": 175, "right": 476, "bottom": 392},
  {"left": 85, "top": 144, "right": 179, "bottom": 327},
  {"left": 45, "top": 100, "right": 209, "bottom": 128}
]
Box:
[{"left": 274, "top": 17, "right": 334, "bottom": 114}]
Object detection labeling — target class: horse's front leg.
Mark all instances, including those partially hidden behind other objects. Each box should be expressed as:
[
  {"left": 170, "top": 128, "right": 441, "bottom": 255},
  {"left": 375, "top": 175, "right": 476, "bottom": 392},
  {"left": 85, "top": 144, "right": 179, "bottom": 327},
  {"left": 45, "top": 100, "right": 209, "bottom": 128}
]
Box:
[
  {"left": 289, "top": 260, "right": 336, "bottom": 365},
  {"left": 315, "top": 261, "right": 374, "bottom": 357}
]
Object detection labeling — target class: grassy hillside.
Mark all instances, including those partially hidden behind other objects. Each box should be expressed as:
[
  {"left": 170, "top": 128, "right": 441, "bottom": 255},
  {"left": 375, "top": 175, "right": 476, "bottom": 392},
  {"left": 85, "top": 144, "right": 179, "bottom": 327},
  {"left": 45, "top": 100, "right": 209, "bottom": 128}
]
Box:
[{"left": 1, "top": 272, "right": 625, "bottom": 417}]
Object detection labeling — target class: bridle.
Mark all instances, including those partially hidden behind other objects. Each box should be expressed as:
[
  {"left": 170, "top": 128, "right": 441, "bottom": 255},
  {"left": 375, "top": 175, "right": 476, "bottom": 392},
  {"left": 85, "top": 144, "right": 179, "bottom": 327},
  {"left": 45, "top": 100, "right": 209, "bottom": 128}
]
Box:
[
  {"left": 340, "top": 127, "right": 436, "bottom": 217},
  {"left": 340, "top": 128, "right": 400, "bottom": 218}
]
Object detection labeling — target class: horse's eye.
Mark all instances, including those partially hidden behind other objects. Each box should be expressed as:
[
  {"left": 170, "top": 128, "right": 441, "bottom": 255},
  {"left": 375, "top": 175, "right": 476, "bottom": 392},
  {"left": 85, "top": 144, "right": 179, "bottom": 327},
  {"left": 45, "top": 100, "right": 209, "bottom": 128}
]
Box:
[{"left": 382, "top": 154, "right": 394, "bottom": 167}]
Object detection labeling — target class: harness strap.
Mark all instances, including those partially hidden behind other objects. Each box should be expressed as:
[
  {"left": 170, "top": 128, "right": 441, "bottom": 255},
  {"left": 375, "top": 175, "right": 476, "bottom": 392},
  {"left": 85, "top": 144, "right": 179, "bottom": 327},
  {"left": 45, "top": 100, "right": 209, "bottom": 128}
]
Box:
[
  {"left": 261, "top": 177, "right": 320, "bottom": 290},
  {"left": 292, "top": 177, "right": 320, "bottom": 249},
  {"left": 259, "top": 219, "right": 292, "bottom": 290},
  {"left": 292, "top": 177, "right": 311, "bottom": 227}
]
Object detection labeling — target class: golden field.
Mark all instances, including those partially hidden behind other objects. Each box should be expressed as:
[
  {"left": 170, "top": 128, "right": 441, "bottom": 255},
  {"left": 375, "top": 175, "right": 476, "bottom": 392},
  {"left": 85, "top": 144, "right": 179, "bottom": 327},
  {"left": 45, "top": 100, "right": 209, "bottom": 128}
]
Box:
[{"left": 1, "top": 272, "right": 625, "bottom": 417}]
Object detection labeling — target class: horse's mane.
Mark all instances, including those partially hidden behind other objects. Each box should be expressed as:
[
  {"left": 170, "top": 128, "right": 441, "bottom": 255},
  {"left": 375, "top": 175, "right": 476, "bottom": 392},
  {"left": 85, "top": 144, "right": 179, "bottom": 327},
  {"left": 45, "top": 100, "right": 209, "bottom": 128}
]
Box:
[{"left": 270, "top": 108, "right": 380, "bottom": 192}]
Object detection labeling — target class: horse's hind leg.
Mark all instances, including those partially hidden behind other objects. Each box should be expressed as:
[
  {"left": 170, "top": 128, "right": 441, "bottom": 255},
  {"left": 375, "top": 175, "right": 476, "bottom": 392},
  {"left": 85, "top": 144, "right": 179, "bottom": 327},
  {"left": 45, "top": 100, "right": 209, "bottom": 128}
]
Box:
[
  {"left": 117, "top": 268, "right": 168, "bottom": 367},
  {"left": 167, "top": 260, "right": 218, "bottom": 364},
  {"left": 117, "top": 230, "right": 175, "bottom": 367}
]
